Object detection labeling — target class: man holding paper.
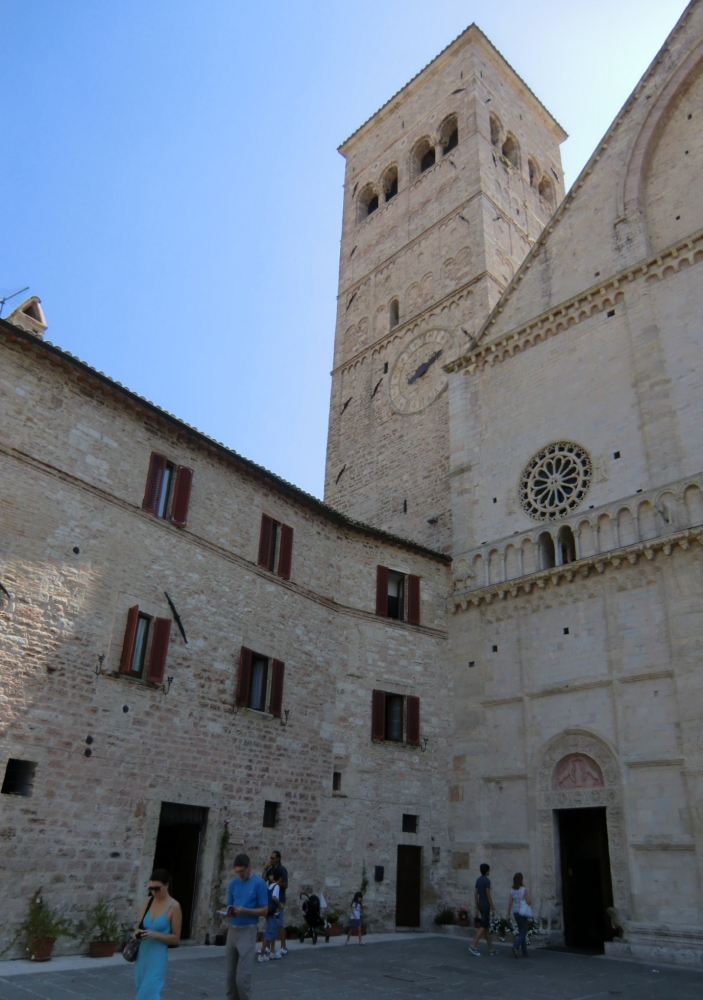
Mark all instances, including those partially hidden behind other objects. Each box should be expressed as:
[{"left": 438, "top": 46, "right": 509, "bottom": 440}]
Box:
[{"left": 221, "top": 853, "right": 268, "bottom": 1000}]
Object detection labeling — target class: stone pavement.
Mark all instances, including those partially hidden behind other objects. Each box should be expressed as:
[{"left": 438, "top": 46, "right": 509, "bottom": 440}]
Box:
[{"left": 0, "top": 935, "right": 702, "bottom": 1000}]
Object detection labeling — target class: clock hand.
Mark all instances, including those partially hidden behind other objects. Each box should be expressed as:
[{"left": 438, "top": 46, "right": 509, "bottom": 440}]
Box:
[{"left": 407, "top": 349, "right": 443, "bottom": 385}]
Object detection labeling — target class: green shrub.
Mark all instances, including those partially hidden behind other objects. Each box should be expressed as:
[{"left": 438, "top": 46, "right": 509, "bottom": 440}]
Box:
[{"left": 433, "top": 906, "right": 455, "bottom": 926}]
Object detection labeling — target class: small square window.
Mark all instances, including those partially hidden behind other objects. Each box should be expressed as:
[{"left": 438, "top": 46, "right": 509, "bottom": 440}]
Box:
[
  {"left": 402, "top": 813, "right": 418, "bottom": 833},
  {"left": 607, "top": 310, "right": 615, "bottom": 318},
  {"left": 468, "top": 661, "right": 475, "bottom": 668},
  {"left": 613, "top": 451, "right": 621, "bottom": 459},
  {"left": 2, "top": 758, "right": 36, "bottom": 797},
  {"left": 563, "top": 627, "right": 570, "bottom": 635},
  {"left": 332, "top": 771, "right": 342, "bottom": 792},
  {"left": 374, "top": 865, "right": 384, "bottom": 882},
  {"left": 492, "top": 497, "right": 497, "bottom": 503},
  {"left": 492, "top": 645, "right": 498, "bottom": 653},
  {"left": 263, "top": 800, "right": 278, "bottom": 828}
]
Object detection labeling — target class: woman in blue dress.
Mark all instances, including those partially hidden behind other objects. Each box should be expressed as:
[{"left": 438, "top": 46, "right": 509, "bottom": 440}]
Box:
[{"left": 133, "top": 869, "right": 182, "bottom": 999}]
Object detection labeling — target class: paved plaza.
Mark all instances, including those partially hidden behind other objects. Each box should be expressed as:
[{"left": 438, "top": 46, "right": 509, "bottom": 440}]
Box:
[{"left": 0, "top": 936, "right": 701, "bottom": 1000}]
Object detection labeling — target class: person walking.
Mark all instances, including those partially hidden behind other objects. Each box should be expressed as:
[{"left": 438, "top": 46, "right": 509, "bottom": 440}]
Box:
[
  {"left": 258, "top": 874, "right": 282, "bottom": 963},
  {"left": 262, "top": 850, "right": 289, "bottom": 956},
  {"left": 468, "top": 863, "right": 496, "bottom": 957},
  {"left": 345, "top": 892, "right": 364, "bottom": 945},
  {"left": 133, "top": 868, "right": 182, "bottom": 1000},
  {"left": 223, "top": 853, "right": 269, "bottom": 1000},
  {"left": 507, "top": 872, "right": 532, "bottom": 958}
]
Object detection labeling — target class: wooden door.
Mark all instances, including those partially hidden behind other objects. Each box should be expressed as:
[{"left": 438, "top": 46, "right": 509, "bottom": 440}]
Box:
[{"left": 395, "top": 845, "right": 422, "bottom": 926}]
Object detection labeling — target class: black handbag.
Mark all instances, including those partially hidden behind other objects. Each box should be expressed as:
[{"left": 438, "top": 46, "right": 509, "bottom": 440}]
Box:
[{"left": 122, "top": 895, "right": 154, "bottom": 963}]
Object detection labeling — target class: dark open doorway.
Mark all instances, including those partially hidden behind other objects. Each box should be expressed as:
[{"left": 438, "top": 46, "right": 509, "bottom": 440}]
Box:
[
  {"left": 395, "top": 845, "right": 422, "bottom": 927},
  {"left": 153, "top": 802, "right": 208, "bottom": 940},
  {"left": 558, "top": 807, "right": 614, "bottom": 951}
]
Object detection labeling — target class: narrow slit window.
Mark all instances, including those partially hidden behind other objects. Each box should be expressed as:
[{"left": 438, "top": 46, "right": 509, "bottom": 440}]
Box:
[
  {"left": 156, "top": 463, "right": 174, "bottom": 518},
  {"left": 332, "top": 771, "right": 342, "bottom": 791},
  {"left": 263, "top": 800, "right": 278, "bottom": 828}
]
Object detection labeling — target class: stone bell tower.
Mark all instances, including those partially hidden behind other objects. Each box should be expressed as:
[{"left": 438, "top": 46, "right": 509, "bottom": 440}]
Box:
[{"left": 323, "top": 24, "right": 566, "bottom": 552}]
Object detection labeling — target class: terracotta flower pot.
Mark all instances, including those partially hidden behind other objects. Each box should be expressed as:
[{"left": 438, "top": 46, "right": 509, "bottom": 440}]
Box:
[
  {"left": 29, "top": 937, "right": 56, "bottom": 962},
  {"left": 89, "top": 940, "right": 117, "bottom": 958},
  {"left": 328, "top": 922, "right": 343, "bottom": 937},
  {"left": 458, "top": 915, "right": 469, "bottom": 927}
]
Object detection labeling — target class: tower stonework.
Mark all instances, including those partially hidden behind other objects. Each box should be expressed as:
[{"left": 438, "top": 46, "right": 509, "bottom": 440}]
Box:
[{"left": 324, "top": 25, "right": 566, "bottom": 551}]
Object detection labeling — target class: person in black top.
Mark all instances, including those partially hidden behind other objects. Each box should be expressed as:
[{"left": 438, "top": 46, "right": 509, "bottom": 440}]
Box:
[
  {"left": 469, "top": 863, "right": 497, "bottom": 956},
  {"left": 262, "top": 850, "right": 289, "bottom": 955}
]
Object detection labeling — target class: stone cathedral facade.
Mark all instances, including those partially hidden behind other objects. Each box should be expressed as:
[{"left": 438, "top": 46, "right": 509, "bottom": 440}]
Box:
[{"left": 1, "top": 2, "right": 703, "bottom": 969}]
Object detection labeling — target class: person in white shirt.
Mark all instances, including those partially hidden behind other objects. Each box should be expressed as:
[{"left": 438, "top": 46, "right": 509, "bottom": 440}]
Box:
[{"left": 345, "top": 892, "right": 364, "bottom": 945}]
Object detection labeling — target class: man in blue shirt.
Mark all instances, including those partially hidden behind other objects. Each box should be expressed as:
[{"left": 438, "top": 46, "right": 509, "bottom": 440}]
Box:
[
  {"left": 224, "top": 853, "right": 268, "bottom": 1000},
  {"left": 469, "top": 863, "right": 497, "bottom": 957}
]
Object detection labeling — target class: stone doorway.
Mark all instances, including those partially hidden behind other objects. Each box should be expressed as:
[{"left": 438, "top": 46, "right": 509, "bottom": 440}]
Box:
[
  {"left": 153, "top": 802, "right": 208, "bottom": 939},
  {"left": 558, "top": 807, "right": 614, "bottom": 951},
  {"left": 395, "top": 845, "right": 422, "bottom": 927}
]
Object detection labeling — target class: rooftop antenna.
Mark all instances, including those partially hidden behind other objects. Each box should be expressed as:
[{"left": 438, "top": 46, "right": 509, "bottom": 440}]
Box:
[{"left": 0, "top": 286, "right": 30, "bottom": 318}]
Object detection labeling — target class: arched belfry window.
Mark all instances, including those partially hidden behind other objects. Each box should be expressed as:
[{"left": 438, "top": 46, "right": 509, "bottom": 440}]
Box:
[
  {"left": 489, "top": 114, "right": 502, "bottom": 148},
  {"left": 413, "top": 138, "right": 435, "bottom": 177},
  {"left": 358, "top": 184, "right": 379, "bottom": 222},
  {"left": 439, "top": 115, "right": 458, "bottom": 154},
  {"left": 501, "top": 134, "right": 520, "bottom": 169},
  {"left": 528, "top": 158, "right": 539, "bottom": 188},
  {"left": 383, "top": 165, "right": 398, "bottom": 202},
  {"left": 539, "top": 176, "right": 556, "bottom": 209},
  {"left": 538, "top": 531, "right": 555, "bottom": 570},
  {"left": 389, "top": 298, "right": 399, "bottom": 329},
  {"left": 557, "top": 525, "right": 576, "bottom": 565}
]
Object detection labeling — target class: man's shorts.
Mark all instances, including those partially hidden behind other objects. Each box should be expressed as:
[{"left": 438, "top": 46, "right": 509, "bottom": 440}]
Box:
[
  {"left": 276, "top": 906, "right": 285, "bottom": 928},
  {"left": 265, "top": 915, "right": 279, "bottom": 941},
  {"left": 478, "top": 905, "right": 490, "bottom": 929}
]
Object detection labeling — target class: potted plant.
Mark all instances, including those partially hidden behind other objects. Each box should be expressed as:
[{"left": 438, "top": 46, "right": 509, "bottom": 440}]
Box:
[
  {"left": 83, "top": 898, "right": 121, "bottom": 958},
  {"left": 326, "top": 911, "right": 343, "bottom": 936},
  {"left": 433, "top": 906, "right": 455, "bottom": 927},
  {"left": 15, "top": 889, "right": 73, "bottom": 961},
  {"left": 455, "top": 906, "right": 470, "bottom": 927}
]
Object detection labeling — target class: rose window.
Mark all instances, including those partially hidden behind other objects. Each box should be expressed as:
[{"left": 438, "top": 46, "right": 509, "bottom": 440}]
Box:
[{"left": 519, "top": 442, "right": 592, "bottom": 521}]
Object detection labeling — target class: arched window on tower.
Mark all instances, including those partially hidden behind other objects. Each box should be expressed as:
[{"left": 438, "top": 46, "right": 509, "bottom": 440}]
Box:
[
  {"left": 389, "top": 298, "right": 399, "bottom": 329},
  {"left": 528, "top": 158, "right": 539, "bottom": 188},
  {"left": 538, "top": 176, "right": 556, "bottom": 209},
  {"left": 358, "top": 184, "right": 379, "bottom": 222},
  {"left": 501, "top": 134, "right": 520, "bottom": 169},
  {"left": 557, "top": 525, "right": 577, "bottom": 565},
  {"left": 538, "top": 531, "right": 555, "bottom": 570},
  {"left": 383, "top": 165, "right": 398, "bottom": 202},
  {"left": 413, "top": 137, "right": 435, "bottom": 176},
  {"left": 489, "top": 114, "right": 502, "bottom": 148},
  {"left": 439, "top": 115, "right": 458, "bottom": 154}
]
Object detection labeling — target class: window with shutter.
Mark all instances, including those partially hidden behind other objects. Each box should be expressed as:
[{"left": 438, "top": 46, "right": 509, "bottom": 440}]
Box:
[
  {"left": 146, "top": 618, "right": 171, "bottom": 683},
  {"left": 407, "top": 575, "right": 420, "bottom": 625},
  {"left": 258, "top": 515, "right": 275, "bottom": 569},
  {"left": 269, "top": 659, "right": 285, "bottom": 718},
  {"left": 371, "top": 689, "right": 386, "bottom": 739},
  {"left": 143, "top": 454, "right": 167, "bottom": 514},
  {"left": 406, "top": 695, "right": 420, "bottom": 745},
  {"left": 170, "top": 466, "right": 193, "bottom": 527},
  {"left": 376, "top": 566, "right": 389, "bottom": 616},
  {"left": 237, "top": 647, "right": 253, "bottom": 707},
  {"left": 120, "top": 606, "right": 140, "bottom": 674},
  {"left": 278, "top": 525, "right": 293, "bottom": 579}
]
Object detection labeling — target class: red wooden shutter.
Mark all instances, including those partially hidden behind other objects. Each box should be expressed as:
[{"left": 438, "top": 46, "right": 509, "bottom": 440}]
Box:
[
  {"left": 375, "top": 566, "right": 389, "bottom": 617},
  {"left": 269, "top": 659, "right": 285, "bottom": 718},
  {"left": 258, "top": 515, "right": 274, "bottom": 569},
  {"left": 278, "top": 524, "right": 293, "bottom": 580},
  {"left": 372, "top": 689, "right": 386, "bottom": 740},
  {"left": 170, "top": 466, "right": 193, "bottom": 527},
  {"left": 142, "top": 453, "right": 167, "bottom": 514},
  {"left": 407, "top": 574, "right": 420, "bottom": 625},
  {"left": 406, "top": 695, "right": 420, "bottom": 746},
  {"left": 237, "top": 646, "right": 253, "bottom": 707},
  {"left": 119, "top": 605, "right": 140, "bottom": 674},
  {"left": 146, "top": 618, "right": 171, "bottom": 683}
]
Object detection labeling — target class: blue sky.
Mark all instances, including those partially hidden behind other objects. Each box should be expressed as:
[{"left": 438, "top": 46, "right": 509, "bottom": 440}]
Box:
[{"left": 1, "top": 1, "right": 688, "bottom": 497}]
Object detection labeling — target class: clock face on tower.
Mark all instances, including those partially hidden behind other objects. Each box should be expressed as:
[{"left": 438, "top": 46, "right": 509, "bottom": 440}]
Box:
[{"left": 389, "top": 329, "right": 455, "bottom": 414}]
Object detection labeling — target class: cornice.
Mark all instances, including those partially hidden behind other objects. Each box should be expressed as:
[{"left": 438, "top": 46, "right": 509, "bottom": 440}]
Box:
[
  {"left": 449, "top": 525, "right": 702, "bottom": 612},
  {"left": 447, "top": 2, "right": 697, "bottom": 363},
  {"left": 444, "top": 227, "right": 703, "bottom": 375}
]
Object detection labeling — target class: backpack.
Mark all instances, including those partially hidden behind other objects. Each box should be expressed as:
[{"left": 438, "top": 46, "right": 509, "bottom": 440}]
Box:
[{"left": 267, "top": 884, "right": 280, "bottom": 917}]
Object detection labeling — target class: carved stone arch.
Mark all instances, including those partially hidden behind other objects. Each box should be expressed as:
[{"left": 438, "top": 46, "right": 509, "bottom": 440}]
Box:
[
  {"left": 621, "top": 38, "right": 703, "bottom": 252},
  {"left": 535, "top": 729, "right": 630, "bottom": 920}
]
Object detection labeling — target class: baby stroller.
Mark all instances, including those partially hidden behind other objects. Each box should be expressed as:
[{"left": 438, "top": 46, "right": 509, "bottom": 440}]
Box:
[{"left": 298, "top": 892, "right": 330, "bottom": 944}]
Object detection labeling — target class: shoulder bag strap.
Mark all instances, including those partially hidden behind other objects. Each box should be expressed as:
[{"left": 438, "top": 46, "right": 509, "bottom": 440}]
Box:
[{"left": 139, "top": 895, "right": 155, "bottom": 930}]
